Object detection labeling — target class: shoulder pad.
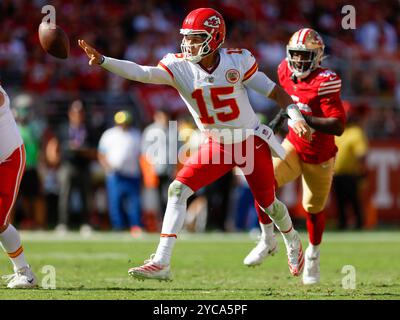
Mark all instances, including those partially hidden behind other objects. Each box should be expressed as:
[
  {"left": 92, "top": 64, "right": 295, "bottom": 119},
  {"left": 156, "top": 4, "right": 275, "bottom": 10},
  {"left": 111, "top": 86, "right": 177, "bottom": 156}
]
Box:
[{"left": 317, "top": 69, "right": 341, "bottom": 96}]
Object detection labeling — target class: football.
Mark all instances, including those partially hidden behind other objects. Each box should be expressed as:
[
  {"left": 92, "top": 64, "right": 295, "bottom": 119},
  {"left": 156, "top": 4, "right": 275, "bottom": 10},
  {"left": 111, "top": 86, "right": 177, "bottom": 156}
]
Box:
[{"left": 38, "top": 22, "right": 70, "bottom": 59}]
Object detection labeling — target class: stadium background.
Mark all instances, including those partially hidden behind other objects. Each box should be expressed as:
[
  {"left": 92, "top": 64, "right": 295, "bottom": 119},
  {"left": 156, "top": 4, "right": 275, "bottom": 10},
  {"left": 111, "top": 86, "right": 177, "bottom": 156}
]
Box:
[{"left": 1, "top": 0, "right": 400, "bottom": 232}]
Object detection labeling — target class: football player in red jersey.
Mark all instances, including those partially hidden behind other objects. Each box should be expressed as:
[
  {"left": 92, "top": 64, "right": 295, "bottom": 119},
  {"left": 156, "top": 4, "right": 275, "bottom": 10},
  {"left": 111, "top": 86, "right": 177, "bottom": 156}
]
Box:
[
  {"left": 244, "top": 28, "right": 346, "bottom": 285},
  {"left": 0, "top": 86, "right": 37, "bottom": 288},
  {"left": 80, "top": 8, "right": 313, "bottom": 281}
]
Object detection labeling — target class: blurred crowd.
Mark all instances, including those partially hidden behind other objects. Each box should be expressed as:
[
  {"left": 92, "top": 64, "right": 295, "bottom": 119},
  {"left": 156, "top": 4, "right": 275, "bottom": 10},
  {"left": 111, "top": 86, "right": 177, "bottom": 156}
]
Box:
[{"left": 1, "top": 0, "right": 400, "bottom": 232}]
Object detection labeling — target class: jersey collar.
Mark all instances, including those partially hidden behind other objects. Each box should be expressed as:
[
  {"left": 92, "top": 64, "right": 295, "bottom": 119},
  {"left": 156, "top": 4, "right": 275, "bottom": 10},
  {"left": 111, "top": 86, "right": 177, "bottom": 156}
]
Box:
[{"left": 198, "top": 51, "right": 221, "bottom": 75}]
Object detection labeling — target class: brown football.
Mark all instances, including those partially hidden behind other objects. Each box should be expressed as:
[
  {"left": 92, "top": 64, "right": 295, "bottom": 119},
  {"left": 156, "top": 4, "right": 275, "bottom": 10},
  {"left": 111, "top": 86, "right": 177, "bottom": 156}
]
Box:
[{"left": 38, "top": 22, "right": 70, "bottom": 59}]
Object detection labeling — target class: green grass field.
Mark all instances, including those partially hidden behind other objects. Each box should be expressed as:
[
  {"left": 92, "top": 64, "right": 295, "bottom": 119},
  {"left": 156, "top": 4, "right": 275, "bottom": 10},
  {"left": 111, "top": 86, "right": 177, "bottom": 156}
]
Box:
[{"left": 0, "top": 231, "right": 399, "bottom": 300}]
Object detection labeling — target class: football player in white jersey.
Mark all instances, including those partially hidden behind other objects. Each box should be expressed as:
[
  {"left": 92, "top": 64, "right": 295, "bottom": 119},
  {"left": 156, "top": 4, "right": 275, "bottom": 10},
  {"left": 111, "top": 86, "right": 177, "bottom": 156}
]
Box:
[
  {"left": 79, "top": 7, "right": 312, "bottom": 281},
  {"left": 0, "top": 85, "right": 37, "bottom": 288}
]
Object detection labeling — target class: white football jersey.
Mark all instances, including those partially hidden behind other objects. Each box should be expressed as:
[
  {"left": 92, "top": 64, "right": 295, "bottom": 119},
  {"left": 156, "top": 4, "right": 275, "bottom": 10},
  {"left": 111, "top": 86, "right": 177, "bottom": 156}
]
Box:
[
  {"left": 0, "top": 86, "right": 23, "bottom": 163},
  {"left": 158, "top": 48, "right": 275, "bottom": 143}
]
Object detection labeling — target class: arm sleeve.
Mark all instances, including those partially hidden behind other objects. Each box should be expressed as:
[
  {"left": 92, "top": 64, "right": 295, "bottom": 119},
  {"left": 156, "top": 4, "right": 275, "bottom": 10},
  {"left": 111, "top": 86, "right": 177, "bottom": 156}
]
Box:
[
  {"left": 244, "top": 71, "right": 276, "bottom": 97},
  {"left": 318, "top": 74, "right": 346, "bottom": 124},
  {"left": 320, "top": 94, "right": 346, "bottom": 125},
  {"left": 101, "top": 56, "right": 174, "bottom": 86}
]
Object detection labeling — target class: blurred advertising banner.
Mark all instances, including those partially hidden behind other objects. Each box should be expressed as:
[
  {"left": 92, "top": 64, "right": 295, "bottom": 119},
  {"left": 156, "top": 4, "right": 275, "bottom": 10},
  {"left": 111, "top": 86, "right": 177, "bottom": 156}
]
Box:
[
  {"left": 281, "top": 140, "right": 400, "bottom": 228},
  {"left": 364, "top": 141, "right": 400, "bottom": 224}
]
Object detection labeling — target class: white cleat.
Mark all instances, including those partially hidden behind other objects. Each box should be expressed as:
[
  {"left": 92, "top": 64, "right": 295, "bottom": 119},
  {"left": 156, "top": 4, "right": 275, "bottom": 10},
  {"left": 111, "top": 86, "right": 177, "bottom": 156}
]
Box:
[
  {"left": 283, "top": 231, "right": 304, "bottom": 277},
  {"left": 128, "top": 254, "right": 171, "bottom": 281},
  {"left": 302, "top": 246, "right": 320, "bottom": 285},
  {"left": 3, "top": 265, "right": 38, "bottom": 289},
  {"left": 243, "top": 235, "right": 278, "bottom": 267}
]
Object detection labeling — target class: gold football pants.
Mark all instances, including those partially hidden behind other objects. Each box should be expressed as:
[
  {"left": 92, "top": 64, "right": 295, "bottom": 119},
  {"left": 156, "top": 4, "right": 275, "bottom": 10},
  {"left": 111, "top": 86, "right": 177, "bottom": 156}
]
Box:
[{"left": 273, "top": 139, "right": 335, "bottom": 214}]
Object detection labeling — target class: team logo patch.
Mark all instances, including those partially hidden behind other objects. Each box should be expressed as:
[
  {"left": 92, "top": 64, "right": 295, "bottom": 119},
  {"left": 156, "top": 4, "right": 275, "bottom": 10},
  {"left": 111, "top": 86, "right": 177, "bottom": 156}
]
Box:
[
  {"left": 225, "top": 69, "right": 240, "bottom": 84},
  {"left": 204, "top": 16, "right": 221, "bottom": 28}
]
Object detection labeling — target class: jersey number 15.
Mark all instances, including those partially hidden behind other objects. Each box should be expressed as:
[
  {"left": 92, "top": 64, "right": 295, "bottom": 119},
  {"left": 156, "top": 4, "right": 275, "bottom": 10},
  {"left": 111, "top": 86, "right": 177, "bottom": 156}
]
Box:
[{"left": 192, "top": 87, "right": 240, "bottom": 124}]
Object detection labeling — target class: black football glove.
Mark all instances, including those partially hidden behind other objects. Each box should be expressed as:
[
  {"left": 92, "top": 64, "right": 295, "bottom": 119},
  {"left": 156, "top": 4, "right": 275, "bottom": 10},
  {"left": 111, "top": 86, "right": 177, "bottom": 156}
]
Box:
[{"left": 268, "top": 109, "right": 290, "bottom": 133}]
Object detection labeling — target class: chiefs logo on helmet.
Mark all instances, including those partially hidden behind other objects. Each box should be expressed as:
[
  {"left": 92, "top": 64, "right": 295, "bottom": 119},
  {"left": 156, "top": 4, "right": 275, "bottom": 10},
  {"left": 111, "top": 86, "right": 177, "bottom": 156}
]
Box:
[{"left": 204, "top": 16, "right": 221, "bottom": 28}]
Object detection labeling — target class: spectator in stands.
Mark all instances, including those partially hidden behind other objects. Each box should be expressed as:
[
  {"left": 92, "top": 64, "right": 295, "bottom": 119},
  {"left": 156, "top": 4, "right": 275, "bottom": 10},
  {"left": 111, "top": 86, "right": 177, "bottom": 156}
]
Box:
[
  {"left": 53, "top": 100, "right": 96, "bottom": 235},
  {"left": 98, "top": 110, "right": 143, "bottom": 236},
  {"left": 333, "top": 101, "right": 369, "bottom": 230},
  {"left": 142, "top": 108, "right": 176, "bottom": 216},
  {"left": 42, "top": 121, "right": 61, "bottom": 229},
  {"left": 356, "top": 10, "right": 398, "bottom": 58}
]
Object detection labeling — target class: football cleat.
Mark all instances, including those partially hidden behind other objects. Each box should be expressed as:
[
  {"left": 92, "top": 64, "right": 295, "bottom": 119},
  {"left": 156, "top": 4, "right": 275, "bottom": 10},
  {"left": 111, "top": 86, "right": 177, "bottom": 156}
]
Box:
[
  {"left": 302, "top": 246, "right": 320, "bottom": 285},
  {"left": 283, "top": 231, "right": 304, "bottom": 276},
  {"left": 128, "top": 254, "right": 171, "bottom": 281},
  {"left": 243, "top": 234, "right": 278, "bottom": 267},
  {"left": 2, "top": 265, "right": 38, "bottom": 289}
]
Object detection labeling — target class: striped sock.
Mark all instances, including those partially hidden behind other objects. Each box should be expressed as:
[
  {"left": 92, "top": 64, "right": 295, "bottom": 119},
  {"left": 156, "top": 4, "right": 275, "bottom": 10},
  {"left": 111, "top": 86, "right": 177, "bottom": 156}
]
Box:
[{"left": 0, "top": 224, "right": 28, "bottom": 271}]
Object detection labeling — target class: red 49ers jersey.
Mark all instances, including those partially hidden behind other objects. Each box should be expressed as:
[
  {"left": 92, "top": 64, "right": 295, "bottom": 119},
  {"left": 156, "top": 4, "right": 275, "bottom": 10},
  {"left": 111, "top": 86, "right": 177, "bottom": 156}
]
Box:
[{"left": 277, "top": 59, "right": 346, "bottom": 164}]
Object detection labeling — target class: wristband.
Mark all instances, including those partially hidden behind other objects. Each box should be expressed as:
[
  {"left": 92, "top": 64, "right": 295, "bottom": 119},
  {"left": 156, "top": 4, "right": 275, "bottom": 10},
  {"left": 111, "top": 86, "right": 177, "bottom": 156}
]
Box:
[{"left": 286, "top": 104, "right": 304, "bottom": 122}]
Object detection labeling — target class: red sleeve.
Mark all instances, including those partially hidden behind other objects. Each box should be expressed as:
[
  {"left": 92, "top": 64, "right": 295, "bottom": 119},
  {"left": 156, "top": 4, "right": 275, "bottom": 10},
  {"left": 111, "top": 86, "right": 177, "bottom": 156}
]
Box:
[
  {"left": 320, "top": 93, "right": 346, "bottom": 125},
  {"left": 317, "top": 72, "right": 346, "bottom": 124},
  {"left": 276, "top": 60, "right": 286, "bottom": 86}
]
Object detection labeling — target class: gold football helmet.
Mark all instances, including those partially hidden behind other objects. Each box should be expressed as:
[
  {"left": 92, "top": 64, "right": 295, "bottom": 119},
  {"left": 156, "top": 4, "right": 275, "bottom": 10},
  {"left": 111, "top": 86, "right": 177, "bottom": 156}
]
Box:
[{"left": 287, "top": 28, "right": 325, "bottom": 79}]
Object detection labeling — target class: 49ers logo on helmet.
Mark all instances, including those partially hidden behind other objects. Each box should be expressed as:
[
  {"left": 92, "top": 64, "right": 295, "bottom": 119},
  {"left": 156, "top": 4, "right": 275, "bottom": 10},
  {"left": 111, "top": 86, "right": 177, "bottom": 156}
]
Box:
[{"left": 204, "top": 16, "right": 221, "bottom": 28}]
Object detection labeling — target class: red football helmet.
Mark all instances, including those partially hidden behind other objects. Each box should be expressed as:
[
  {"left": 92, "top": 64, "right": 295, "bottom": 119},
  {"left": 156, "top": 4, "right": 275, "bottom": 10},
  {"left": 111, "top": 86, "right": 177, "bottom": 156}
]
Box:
[{"left": 180, "top": 8, "right": 226, "bottom": 63}]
